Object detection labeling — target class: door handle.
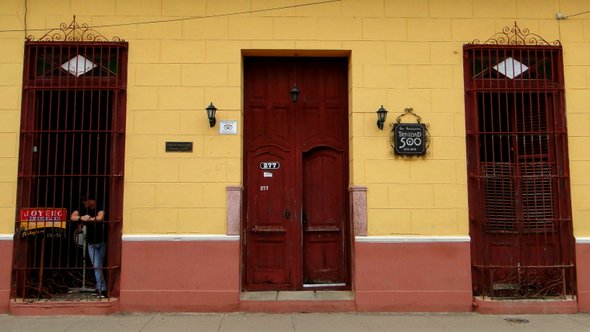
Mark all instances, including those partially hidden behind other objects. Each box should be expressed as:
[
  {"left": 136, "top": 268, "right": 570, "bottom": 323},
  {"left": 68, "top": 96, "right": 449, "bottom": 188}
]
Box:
[
  {"left": 283, "top": 210, "right": 291, "bottom": 219},
  {"left": 302, "top": 208, "right": 308, "bottom": 225}
]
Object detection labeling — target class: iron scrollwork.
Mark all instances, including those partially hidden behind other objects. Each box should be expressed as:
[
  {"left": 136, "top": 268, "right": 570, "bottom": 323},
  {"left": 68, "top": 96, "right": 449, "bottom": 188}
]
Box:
[
  {"left": 476, "top": 265, "right": 575, "bottom": 300},
  {"left": 27, "top": 15, "right": 124, "bottom": 42},
  {"left": 470, "top": 21, "right": 560, "bottom": 46}
]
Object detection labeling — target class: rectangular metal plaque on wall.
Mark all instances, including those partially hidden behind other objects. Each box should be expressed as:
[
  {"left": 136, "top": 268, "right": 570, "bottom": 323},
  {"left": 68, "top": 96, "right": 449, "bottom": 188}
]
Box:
[{"left": 165, "top": 141, "right": 193, "bottom": 153}]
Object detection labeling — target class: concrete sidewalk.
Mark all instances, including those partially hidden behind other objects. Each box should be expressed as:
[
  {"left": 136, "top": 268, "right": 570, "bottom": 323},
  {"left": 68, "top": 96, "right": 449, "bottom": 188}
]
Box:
[{"left": 1, "top": 312, "right": 590, "bottom": 332}]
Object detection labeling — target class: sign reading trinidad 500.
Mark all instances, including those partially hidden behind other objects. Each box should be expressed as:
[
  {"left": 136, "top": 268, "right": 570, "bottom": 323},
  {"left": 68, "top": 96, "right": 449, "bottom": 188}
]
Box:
[{"left": 394, "top": 123, "right": 426, "bottom": 156}]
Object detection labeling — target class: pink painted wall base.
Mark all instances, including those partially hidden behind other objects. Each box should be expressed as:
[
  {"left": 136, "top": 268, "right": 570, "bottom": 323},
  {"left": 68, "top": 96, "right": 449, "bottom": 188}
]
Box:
[
  {"left": 119, "top": 239, "right": 240, "bottom": 312},
  {"left": 0, "top": 240, "right": 12, "bottom": 313},
  {"left": 3, "top": 238, "right": 587, "bottom": 314},
  {"left": 354, "top": 241, "right": 473, "bottom": 312},
  {"left": 576, "top": 242, "right": 590, "bottom": 312}
]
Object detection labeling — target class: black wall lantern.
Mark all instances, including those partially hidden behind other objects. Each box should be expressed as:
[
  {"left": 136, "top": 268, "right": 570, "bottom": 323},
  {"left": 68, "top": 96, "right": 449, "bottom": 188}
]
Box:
[
  {"left": 290, "top": 83, "right": 300, "bottom": 103},
  {"left": 205, "top": 102, "right": 217, "bottom": 127},
  {"left": 376, "top": 105, "right": 388, "bottom": 130}
]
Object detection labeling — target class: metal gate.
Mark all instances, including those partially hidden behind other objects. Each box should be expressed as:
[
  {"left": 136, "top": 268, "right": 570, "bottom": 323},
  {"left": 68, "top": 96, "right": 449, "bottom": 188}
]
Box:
[
  {"left": 12, "top": 21, "right": 127, "bottom": 301},
  {"left": 464, "top": 24, "right": 575, "bottom": 299}
]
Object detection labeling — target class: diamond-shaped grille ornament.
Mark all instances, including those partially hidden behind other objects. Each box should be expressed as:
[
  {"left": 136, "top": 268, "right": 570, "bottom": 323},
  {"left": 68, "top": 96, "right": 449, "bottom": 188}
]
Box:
[
  {"left": 493, "top": 57, "right": 529, "bottom": 79},
  {"left": 61, "top": 55, "right": 97, "bottom": 77}
]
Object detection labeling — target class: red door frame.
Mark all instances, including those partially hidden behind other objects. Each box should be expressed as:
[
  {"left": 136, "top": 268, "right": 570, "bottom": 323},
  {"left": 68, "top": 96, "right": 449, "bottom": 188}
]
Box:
[{"left": 242, "top": 56, "right": 351, "bottom": 291}]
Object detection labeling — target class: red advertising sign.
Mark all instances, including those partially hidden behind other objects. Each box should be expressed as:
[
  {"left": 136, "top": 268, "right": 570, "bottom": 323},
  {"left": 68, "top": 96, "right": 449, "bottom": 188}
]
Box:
[{"left": 20, "top": 208, "right": 67, "bottom": 237}]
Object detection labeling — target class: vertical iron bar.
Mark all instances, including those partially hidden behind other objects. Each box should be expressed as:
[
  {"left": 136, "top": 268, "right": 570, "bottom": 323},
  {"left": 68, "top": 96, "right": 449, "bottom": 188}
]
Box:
[
  {"left": 490, "top": 267, "right": 495, "bottom": 299},
  {"left": 561, "top": 267, "right": 567, "bottom": 300}
]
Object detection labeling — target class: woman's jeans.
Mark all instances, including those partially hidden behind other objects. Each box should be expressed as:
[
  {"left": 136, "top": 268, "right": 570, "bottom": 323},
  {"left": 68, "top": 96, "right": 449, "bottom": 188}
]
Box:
[{"left": 87, "top": 242, "right": 106, "bottom": 292}]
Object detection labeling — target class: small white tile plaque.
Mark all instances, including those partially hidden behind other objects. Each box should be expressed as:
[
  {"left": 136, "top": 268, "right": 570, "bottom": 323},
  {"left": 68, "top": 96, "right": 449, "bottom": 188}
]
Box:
[{"left": 219, "top": 120, "right": 238, "bottom": 135}]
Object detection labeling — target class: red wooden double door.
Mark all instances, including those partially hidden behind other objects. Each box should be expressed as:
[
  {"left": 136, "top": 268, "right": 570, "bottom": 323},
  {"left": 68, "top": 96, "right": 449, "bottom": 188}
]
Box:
[{"left": 243, "top": 57, "right": 350, "bottom": 291}]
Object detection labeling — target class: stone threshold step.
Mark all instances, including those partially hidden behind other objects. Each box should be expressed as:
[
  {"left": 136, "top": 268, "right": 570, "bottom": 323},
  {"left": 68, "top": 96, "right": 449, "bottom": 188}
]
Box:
[{"left": 241, "top": 291, "right": 354, "bottom": 301}]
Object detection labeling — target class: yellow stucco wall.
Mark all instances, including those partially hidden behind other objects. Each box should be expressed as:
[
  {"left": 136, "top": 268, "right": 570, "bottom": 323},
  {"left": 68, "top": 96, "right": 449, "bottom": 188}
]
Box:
[
  {"left": 0, "top": 0, "right": 23, "bottom": 235},
  {"left": 0, "top": 0, "right": 589, "bottom": 236}
]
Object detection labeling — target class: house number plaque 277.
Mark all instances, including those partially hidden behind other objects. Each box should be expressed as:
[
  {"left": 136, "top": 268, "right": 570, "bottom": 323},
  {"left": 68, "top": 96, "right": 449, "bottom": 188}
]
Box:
[{"left": 259, "top": 161, "right": 280, "bottom": 170}]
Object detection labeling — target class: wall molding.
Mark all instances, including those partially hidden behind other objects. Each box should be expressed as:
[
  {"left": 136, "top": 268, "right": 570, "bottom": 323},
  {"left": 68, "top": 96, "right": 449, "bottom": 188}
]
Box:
[
  {"left": 2, "top": 233, "right": 243, "bottom": 242},
  {"left": 355, "top": 236, "right": 590, "bottom": 244},
  {"left": 122, "top": 234, "right": 239, "bottom": 242},
  {"left": 355, "top": 235, "right": 470, "bottom": 243},
  {"left": 8, "top": 233, "right": 587, "bottom": 243},
  {"left": 9, "top": 233, "right": 590, "bottom": 243}
]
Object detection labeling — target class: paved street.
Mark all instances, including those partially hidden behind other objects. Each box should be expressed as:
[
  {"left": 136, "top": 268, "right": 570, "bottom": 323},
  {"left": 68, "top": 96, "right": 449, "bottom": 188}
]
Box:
[{"left": 1, "top": 312, "right": 590, "bottom": 332}]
